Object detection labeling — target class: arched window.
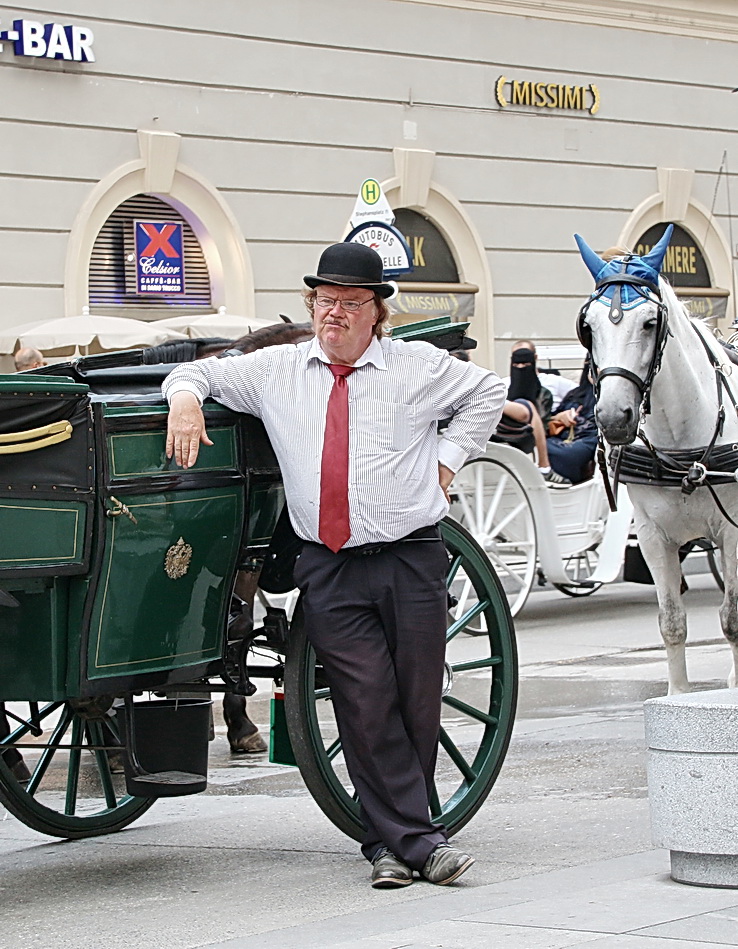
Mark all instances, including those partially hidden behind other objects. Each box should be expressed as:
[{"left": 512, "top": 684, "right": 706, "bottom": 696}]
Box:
[
  {"left": 89, "top": 194, "right": 211, "bottom": 316},
  {"left": 389, "top": 209, "right": 477, "bottom": 326},
  {"left": 634, "top": 222, "right": 728, "bottom": 324}
]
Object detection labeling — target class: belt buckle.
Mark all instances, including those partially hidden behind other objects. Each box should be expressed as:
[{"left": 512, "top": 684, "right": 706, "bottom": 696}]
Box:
[{"left": 360, "top": 543, "right": 386, "bottom": 557}]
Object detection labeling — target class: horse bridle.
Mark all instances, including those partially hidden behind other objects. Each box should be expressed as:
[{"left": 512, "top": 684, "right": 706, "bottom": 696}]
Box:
[
  {"left": 576, "top": 260, "right": 670, "bottom": 418},
  {"left": 578, "top": 262, "right": 738, "bottom": 525}
]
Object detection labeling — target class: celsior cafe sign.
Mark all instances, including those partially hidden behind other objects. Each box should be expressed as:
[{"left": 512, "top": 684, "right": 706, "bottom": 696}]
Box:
[
  {"left": 0, "top": 18, "right": 95, "bottom": 61},
  {"left": 495, "top": 77, "right": 599, "bottom": 115},
  {"left": 134, "top": 221, "right": 185, "bottom": 294}
]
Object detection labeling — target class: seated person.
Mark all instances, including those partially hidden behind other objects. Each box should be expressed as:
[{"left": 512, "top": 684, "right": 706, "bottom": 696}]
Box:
[
  {"left": 502, "top": 340, "right": 576, "bottom": 412},
  {"left": 545, "top": 358, "right": 598, "bottom": 484},
  {"left": 500, "top": 399, "right": 570, "bottom": 485},
  {"left": 492, "top": 346, "right": 571, "bottom": 485},
  {"left": 507, "top": 345, "right": 554, "bottom": 421}
]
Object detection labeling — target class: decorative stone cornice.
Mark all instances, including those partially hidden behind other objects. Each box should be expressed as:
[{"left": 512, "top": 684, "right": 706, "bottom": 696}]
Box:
[{"left": 399, "top": 0, "right": 738, "bottom": 42}]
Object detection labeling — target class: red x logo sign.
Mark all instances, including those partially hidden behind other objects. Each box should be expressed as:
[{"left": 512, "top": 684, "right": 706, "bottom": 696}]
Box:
[{"left": 138, "top": 223, "right": 179, "bottom": 258}]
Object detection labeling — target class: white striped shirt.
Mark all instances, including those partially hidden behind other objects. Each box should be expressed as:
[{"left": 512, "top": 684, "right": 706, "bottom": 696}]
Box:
[{"left": 163, "top": 336, "right": 505, "bottom": 546}]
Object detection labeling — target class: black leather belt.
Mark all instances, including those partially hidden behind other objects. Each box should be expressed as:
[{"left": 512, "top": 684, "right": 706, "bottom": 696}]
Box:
[{"left": 309, "top": 524, "right": 441, "bottom": 557}]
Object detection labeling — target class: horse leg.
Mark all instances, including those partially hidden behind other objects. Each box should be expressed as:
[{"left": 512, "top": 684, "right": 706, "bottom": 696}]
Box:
[
  {"left": 224, "top": 569, "right": 267, "bottom": 754},
  {"left": 717, "top": 534, "right": 738, "bottom": 688},
  {"left": 0, "top": 703, "right": 31, "bottom": 782},
  {"left": 223, "top": 692, "right": 267, "bottom": 754},
  {"left": 639, "top": 533, "right": 690, "bottom": 694}
]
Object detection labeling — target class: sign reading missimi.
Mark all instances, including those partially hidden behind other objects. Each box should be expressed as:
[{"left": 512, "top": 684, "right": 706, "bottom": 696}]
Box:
[{"left": 495, "top": 76, "right": 600, "bottom": 115}]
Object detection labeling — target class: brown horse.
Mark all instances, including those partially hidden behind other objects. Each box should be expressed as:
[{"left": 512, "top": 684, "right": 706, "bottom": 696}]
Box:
[{"left": 141, "top": 320, "right": 314, "bottom": 364}]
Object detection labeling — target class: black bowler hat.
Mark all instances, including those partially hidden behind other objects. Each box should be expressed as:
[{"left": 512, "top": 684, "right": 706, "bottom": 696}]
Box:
[{"left": 304, "top": 242, "right": 395, "bottom": 299}]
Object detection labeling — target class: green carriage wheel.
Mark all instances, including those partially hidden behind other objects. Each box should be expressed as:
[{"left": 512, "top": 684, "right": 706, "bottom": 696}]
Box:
[
  {"left": 0, "top": 700, "right": 154, "bottom": 839},
  {"left": 283, "top": 516, "right": 518, "bottom": 842}
]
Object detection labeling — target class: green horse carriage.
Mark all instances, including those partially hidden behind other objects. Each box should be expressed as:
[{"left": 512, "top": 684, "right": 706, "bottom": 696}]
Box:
[{"left": 0, "top": 318, "right": 517, "bottom": 842}]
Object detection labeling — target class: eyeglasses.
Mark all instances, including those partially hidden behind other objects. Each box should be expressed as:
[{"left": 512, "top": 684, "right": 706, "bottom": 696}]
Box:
[{"left": 314, "top": 296, "right": 374, "bottom": 313}]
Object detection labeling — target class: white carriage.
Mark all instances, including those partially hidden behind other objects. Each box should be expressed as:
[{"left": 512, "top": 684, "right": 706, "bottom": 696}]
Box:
[{"left": 449, "top": 442, "right": 634, "bottom": 616}]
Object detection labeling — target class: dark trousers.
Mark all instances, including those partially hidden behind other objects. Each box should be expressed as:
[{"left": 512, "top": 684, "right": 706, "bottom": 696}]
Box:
[
  {"left": 294, "top": 536, "right": 449, "bottom": 870},
  {"left": 546, "top": 431, "right": 598, "bottom": 483}
]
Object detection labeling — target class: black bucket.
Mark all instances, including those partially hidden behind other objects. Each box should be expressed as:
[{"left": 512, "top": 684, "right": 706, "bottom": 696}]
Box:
[{"left": 116, "top": 698, "right": 211, "bottom": 798}]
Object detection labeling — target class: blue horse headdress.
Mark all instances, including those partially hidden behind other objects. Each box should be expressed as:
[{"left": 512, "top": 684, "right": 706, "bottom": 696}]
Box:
[{"left": 574, "top": 224, "right": 673, "bottom": 309}]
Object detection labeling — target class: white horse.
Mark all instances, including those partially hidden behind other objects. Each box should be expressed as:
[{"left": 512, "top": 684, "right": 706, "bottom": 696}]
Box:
[{"left": 575, "top": 225, "right": 738, "bottom": 694}]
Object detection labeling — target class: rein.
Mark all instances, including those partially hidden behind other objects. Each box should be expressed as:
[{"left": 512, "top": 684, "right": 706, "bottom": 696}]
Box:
[{"left": 580, "top": 273, "right": 738, "bottom": 527}]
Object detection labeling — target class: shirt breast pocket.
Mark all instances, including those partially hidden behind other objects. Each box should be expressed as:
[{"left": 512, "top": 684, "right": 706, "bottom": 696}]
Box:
[{"left": 354, "top": 399, "right": 415, "bottom": 453}]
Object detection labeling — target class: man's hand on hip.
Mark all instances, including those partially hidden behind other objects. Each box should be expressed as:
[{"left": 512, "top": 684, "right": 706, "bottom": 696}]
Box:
[
  {"left": 166, "top": 391, "right": 213, "bottom": 469},
  {"left": 439, "top": 463, "right": 455, "bottom": 503}
]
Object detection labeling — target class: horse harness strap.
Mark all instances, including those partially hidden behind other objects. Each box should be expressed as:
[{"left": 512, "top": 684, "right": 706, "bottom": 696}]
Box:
[{"left": 611, "top": 441, "right": 738, "bottom": 530}]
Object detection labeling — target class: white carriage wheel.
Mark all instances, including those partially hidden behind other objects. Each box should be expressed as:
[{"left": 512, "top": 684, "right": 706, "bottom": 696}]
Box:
[{"left": 450, "top": 456, "right": 537, "bottom": 617}]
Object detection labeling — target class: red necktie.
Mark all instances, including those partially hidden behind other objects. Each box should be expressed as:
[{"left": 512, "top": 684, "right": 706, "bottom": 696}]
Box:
[{"left": 319, "top": 364, "right": 355, "bottom": 552}]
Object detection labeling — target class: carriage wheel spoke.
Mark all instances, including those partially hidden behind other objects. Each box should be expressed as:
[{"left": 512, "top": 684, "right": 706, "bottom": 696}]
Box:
[
  {"left": 86, "top": 720, "right": 118, "bottom": 810},
  {"left": 64, "top": 717, "right": 84, "bottom": 815},
  {"left": 481, "top": 472, "right": 508, "bottom": 534},
  {"left": 455, "top": 488, "right": 477, "bottom": 532},
  {"left": 446, "top": 554, "right": 463, "bottom": 588},
  {"left": 485, "top": 550, "right": 530, "bottom": 586},
  {"left": 488, "top": 502, "right": 527, "bottom": 541},
  {"left": 324, "top": 737, "right": 342, "bottom": 762},
  {"left": 452, "top": 656, "right": 502, "bottom": 673},
  {"left": 429, "top": 780, "right": 442, "bottom": 819},
  {"left": 3, "top": 701, "right": 63, "bottom": 748},
  {"left": 26, "top": 705, "right": 74, "bottom": 795},
  {"left": 447, "top": 598, "right": 490, "bottom": 641},
  {"left": 474, "top": 464, "right": 487, "bottom": 529},
  {"left": 439, "top": 727, "right": 477, "bottom": 784},
  {"left": 442, "top": 694, "right": 498, "bottom": 727}
]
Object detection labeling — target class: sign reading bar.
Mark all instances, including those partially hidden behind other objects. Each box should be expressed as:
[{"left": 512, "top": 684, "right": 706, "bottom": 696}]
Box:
[
  {"left": 495, "top": 76, "right": 599, "bottom": 115},
  {"left": 0, "top": 18, "right": 95, "bottom": 61},
  {"left": 134, "top": 221, "right": 185, "bottom": 295}
]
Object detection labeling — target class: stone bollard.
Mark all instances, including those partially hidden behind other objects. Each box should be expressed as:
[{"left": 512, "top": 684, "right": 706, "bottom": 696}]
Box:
[{"left": 644, "top": 689, "right": 738, "bottom": 887}]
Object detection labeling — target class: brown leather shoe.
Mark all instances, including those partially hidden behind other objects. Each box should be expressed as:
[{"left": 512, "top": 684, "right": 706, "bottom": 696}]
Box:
[
  {"left": 371, "top": 848, "right": 413, "bottom": 888},
  {"left": 421, "top": 844, "right": 475, "bottom": 885}
]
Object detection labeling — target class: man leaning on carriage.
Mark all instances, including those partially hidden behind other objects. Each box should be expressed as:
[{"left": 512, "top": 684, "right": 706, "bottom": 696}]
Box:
[{"left": 163, "top": 242, "right": 507, "bottom": 888}]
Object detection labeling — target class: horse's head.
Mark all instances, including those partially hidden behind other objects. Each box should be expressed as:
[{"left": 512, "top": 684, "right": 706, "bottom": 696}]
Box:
[{"left": 574, "top": 225, "right": 673, "bottom": 445}]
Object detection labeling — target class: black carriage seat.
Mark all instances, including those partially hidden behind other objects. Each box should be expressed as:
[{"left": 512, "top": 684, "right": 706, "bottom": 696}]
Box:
[{"left": 35, "top": 360, "right": 176, "bottom": 400}]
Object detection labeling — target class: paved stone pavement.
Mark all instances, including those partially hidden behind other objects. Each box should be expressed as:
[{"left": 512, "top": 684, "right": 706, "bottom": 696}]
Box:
[{"left": 1, "top": 570, "right": 736, "bottom": 948}]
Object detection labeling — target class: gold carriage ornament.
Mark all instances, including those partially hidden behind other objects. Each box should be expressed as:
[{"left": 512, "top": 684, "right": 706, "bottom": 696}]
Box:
[
  {"left": 495, "top": 76, "right": 600, "bottom": 115},
  {"left": 164, "top": 536, "right": 193, "bottom": 579}
]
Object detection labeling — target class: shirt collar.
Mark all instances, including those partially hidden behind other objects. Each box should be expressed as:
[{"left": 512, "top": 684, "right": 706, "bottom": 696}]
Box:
[{"left": 306, "top": 335, "right": 387, "bottom": 370}]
